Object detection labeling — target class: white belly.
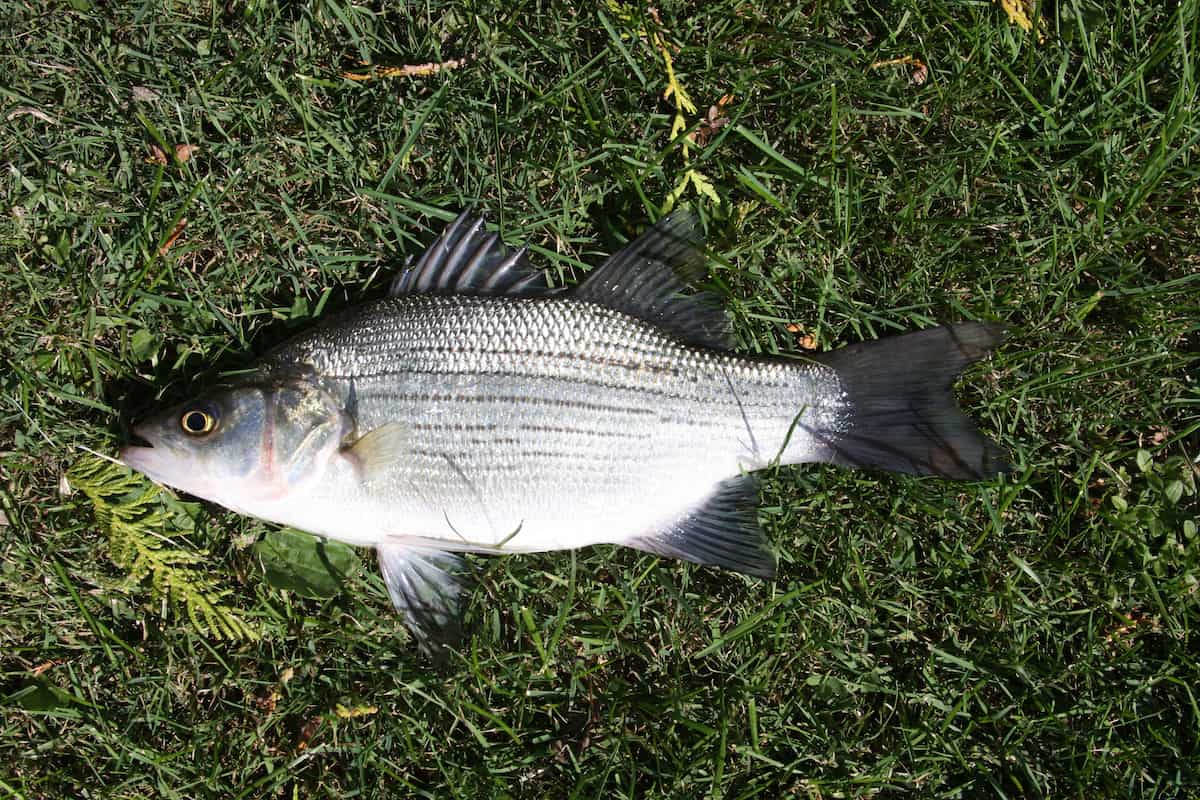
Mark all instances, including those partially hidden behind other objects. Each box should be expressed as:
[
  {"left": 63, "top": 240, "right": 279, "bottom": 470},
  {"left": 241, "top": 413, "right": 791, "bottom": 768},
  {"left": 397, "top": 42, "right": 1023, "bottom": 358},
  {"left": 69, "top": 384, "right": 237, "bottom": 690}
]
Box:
[{"left": 253, "top": 445, "right": 743, "bottom": 554}]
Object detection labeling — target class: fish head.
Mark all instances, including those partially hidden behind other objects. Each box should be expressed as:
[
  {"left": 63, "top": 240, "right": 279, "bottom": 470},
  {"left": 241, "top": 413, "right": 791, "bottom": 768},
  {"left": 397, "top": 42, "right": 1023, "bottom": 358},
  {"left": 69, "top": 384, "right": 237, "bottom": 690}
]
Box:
[{"left": 121, "top": 380, "right": 351, "bottom": 511}]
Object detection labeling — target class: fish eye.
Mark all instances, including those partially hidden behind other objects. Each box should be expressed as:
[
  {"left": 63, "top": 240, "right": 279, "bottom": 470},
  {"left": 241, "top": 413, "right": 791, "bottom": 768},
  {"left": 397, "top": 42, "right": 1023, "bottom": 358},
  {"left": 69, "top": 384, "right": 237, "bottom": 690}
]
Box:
[{"left": 180, "top": 405, "right": 219, "bottom": 436}]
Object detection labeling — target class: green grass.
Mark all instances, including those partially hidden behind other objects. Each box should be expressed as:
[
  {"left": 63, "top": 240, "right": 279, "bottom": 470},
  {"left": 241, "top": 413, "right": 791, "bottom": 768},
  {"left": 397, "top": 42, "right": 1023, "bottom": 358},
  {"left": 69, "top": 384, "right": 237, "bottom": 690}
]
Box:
[{"left": 2, "top": 0, "right": 1198, "bottom": 796}]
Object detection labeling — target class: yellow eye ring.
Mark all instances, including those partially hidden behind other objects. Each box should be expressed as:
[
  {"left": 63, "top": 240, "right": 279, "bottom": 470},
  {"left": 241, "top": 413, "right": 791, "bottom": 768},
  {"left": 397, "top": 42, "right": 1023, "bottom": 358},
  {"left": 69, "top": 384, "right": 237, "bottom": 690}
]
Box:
[{"left": 180, "top": 408, "right": 217, "bottom": 436}]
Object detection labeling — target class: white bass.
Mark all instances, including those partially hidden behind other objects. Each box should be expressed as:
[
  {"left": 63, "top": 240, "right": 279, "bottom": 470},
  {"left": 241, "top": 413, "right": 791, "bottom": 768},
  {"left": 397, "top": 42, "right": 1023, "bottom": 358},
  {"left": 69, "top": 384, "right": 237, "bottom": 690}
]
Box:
[{"left": 121, "top": 211, "right": 1008, "bottom": 647}]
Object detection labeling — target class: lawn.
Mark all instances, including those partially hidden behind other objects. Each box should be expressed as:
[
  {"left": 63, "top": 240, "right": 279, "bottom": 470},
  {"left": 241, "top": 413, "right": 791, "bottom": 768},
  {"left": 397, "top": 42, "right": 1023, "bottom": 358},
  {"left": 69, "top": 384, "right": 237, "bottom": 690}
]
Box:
[{"left": 1, "top": 1, "right": 1197, "bottom": 797}]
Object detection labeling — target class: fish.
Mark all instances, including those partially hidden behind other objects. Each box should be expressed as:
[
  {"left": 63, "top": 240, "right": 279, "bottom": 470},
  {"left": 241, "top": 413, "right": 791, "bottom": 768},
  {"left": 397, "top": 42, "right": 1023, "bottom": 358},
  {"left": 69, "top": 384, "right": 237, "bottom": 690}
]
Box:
[{"left": 121, "top": 210, "right": 1008, "bottom": 648}]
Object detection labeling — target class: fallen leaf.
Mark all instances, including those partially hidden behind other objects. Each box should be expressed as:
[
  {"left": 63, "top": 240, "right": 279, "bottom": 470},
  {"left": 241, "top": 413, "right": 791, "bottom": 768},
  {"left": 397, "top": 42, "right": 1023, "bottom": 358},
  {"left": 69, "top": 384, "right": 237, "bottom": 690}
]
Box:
[
  {"left": 1103, "top": 609, "right": 1160, "bottom": 645},
  {"left": 688, "top": 170, "right": 721, "bottom": 204},
  {"left": 6, "top": 107, "right": 57, "bottom": 124},
  {"left": 690, "top": 93, "right": 734, "bottom": 146},
  {"left": 295, "top": 716, "right": 322, "bottom": 751},
  {"left": 146, "top": 144, "right": 168, "bottom": 165},
  {"left": 31, "top": 60, "right": 78, "bottom": 74},
  {"left": 157, "top": 218, "right": 187, "bottom": 256},
  {"left": 786, "top": 324, "right": 817, "bottom": 350},
  {"left": 255, "top": 688, "right": 279, "bottom": 714}
]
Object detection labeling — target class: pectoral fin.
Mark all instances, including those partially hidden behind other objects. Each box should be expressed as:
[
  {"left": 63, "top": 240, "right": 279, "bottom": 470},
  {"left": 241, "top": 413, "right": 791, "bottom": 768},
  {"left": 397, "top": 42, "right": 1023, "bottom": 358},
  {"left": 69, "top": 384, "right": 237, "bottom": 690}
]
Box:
[
  {"left": 377, "top": 541, "right": 469, "bottom": 652},
  {"left": 343, "top": 423, "right": 410, "bottom": 477}
]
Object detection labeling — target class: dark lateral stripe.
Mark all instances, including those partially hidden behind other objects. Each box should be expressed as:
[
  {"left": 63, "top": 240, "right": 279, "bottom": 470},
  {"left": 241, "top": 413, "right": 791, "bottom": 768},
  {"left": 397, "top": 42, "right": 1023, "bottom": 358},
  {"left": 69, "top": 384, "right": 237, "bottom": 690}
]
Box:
[
  {"left": 345, "top": 347, "right": 691, "bottom": 382},
  {"left": 397, "top": 369, "right": 699, "bottom": 404},
  {"left": 372, "top": 390, "right": 739, "bottom": 431},
  {"left": 371, "top": 338, "right": 691, "bottom": 366},
  {"left": 464, "top": 438, "right": 642, "bottom": 453},
  {"left": 370, "top": 386, "right": 755, "bottom": 432},
  {"left": 369, "top": 390, "right": 658, "bottom": 417},
  {"left": 410, "top": 447, "right": 637, "bottom": 463},
  {"left": 352, "top": 366, "right": 793, "bottom": 414},
  {"left": 412, "top": 421, "right": 652, "bottom": 440}
]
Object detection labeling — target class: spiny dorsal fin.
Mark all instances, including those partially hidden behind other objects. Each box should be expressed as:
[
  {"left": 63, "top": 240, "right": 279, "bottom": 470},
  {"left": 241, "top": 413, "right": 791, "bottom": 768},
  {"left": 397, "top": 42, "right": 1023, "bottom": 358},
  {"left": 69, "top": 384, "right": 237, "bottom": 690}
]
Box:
[
  {"left": 389, "top": 211, "right": 558, "bottom": 298},
  {"left": 377, "top": 540, "right": 469, "bottom": 656},
  {"left": 574, "top": 211, "right": 734, "bottom": 350},
  {"left": 626, "top": 476, "right": 775, "bottom": 578}
]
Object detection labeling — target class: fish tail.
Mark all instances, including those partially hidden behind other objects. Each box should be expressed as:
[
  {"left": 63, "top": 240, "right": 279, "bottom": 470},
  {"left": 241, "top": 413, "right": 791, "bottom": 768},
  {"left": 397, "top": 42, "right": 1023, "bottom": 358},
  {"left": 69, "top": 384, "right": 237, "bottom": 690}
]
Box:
[{"left": 812, "top": 322, "right": 1009, "bottom": 480}]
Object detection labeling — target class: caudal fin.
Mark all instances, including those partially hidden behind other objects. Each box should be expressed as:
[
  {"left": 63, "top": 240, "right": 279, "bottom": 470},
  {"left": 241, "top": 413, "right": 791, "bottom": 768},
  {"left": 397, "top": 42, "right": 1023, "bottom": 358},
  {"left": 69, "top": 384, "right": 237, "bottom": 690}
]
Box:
[{"left": 813, "top": 322, "right": 1009, "bottom": 480}]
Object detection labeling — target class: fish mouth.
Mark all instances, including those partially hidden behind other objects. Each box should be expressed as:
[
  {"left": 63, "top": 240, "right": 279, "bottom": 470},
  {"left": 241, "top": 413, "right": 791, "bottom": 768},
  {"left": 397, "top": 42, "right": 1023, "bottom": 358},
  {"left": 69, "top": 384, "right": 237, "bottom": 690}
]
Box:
[
  {"left": 119, "top": 427, "right": 158, "bottom": 474},
  {"left": 126, "top": 432, "right": 154, "bottom": 449}
]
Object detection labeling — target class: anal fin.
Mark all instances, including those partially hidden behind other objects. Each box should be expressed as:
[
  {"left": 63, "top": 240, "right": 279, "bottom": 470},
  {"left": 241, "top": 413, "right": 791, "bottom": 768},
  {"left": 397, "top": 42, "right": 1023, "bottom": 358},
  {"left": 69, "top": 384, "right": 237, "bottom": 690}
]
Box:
[{"left": 626, "top": 476, "right": 776, "bottom": 578}]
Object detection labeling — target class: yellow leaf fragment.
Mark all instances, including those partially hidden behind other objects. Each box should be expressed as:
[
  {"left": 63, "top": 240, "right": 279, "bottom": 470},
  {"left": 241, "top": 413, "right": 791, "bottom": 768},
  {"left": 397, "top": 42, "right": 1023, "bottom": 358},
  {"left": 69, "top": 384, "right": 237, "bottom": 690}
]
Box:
[
  {"left": 688, "top": 170, "right": 721, "bottom": 205},
  {"left": 605, "top": 0, "right": 723, "bottom": 208},
  {"left": 1000, "top": 0, "right": 1033, "bottom": 30},
  {"left": 342, "top": 58, "right": 466, "bottom": 81},
  {"left": 999, "top": 0, "right": 1047, "bottom": 41},
  {"left": 335, "top": 703, "right": 380, "bottom": 719},
  {"left": 869, "top": 56, "right": 928, "bottom": 85}
]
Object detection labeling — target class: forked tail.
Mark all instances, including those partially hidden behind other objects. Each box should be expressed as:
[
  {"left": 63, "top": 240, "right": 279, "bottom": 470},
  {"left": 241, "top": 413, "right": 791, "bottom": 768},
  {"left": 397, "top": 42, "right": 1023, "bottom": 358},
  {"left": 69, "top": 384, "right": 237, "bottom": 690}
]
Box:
[{"left": 813, "top": 322, "right": 1009, "bottom": 480}]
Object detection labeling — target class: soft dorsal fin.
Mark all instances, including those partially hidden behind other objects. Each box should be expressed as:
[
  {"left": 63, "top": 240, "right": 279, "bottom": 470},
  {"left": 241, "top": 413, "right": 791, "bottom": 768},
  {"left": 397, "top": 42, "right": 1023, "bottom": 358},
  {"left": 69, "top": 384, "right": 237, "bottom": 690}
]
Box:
[
  {"left": 626, "top": 475, "right": 776, "bottom": 578},
  {"left": 574, "top": 211, "right": 734, "bottom": 349},
  {"left": 389, "top": 211, "right": 558, "bottom": 298}
]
